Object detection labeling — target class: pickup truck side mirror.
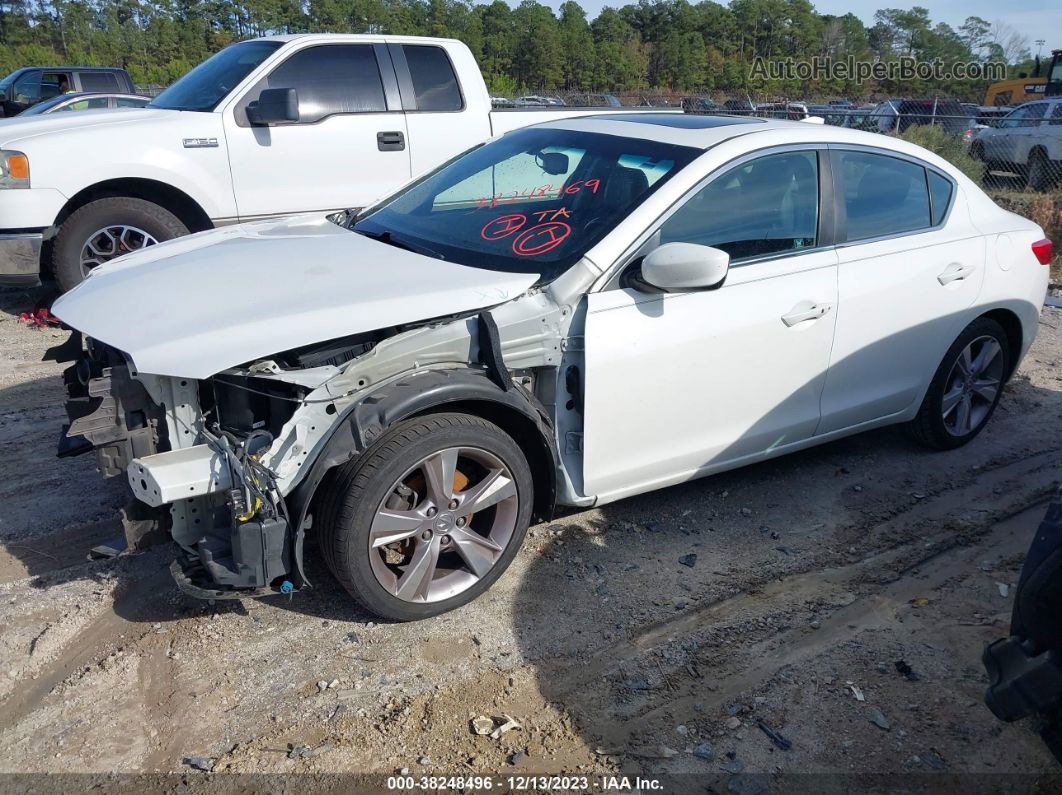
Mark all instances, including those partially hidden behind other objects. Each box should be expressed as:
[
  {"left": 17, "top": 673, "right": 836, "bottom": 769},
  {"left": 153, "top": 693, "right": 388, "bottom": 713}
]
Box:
[
  {"left": 641, "top": 242, "right": 730, "bottom": 292},
  {"left": 247, "top": 87, "right": 299, "bottom": 126}
]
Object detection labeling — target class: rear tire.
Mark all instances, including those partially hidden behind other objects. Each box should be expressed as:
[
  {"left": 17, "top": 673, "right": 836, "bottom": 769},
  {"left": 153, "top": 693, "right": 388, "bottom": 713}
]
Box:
[
  {"left": 1027, "top": 149, "right": 1055, "bottom": 192},
  {"left": 909, "top": 318, "right": 1010, "bottom": 450},
  {"left": 316, "top": 412, "right": 534, "bottom": 621},
  {"left": 52, "top": 197, "right": 189, "bottom": 292}
]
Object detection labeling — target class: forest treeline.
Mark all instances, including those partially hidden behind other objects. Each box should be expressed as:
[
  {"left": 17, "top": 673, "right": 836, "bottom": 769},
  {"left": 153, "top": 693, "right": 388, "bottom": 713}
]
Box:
[{"left": 0, "top": 0, "right": 1041, "bottom": 99}]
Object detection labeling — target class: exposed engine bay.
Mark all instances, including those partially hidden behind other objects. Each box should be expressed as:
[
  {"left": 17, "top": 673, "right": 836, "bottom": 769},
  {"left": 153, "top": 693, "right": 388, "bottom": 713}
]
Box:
[{"left": 53, "top": 292, "right": 575, "bottom": 600}]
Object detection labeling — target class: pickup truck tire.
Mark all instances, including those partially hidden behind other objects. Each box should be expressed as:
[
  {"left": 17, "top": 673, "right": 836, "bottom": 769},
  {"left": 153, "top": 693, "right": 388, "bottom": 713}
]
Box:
[
  {"left": 908, "top": 317, "right": 1010, "bottom": 451},
  {"left": 53, "top": 197, "right": 189, "bottom": 292},
  {"left": 317, "top": 412, "right": 533, "bottom": 621}
]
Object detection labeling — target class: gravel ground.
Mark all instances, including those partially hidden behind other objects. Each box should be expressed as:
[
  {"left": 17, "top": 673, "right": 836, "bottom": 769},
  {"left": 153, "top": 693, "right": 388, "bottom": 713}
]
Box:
[{"left": 1, "top": 283, "right": 1061, "bottom": 791}]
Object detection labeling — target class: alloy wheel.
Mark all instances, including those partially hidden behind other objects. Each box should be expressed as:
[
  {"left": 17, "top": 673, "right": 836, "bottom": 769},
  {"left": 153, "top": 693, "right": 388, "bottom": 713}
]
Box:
[
  {"left": 941, "top": 334, "right": 1005, "bottom": 437},
  {"left": 368, "top": 446, "right": 519, "bottom": 603},
  {"left": 79, "top": 225, "right": 159, "bottom": 276}
]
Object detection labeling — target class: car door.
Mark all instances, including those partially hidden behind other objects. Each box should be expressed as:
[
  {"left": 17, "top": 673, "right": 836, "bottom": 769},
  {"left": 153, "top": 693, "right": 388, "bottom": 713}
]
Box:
[
  {"left": 1047, "top": 103, "right": 1062, "bottom": 160},
  {"left": 225, "top": 42, "right": 411, "bottom": 220},
  {"left": 983, "top": 106, "right": 1025, "bottom": 163},
  {"left": 387, "top": 43, "right": 491, "bottom": 180},
  {"left": 817, "top": 147, "right": 985, "bottom": 435},
  {"left": 582, "top": 148, "right": 839, "bottom": 501}
]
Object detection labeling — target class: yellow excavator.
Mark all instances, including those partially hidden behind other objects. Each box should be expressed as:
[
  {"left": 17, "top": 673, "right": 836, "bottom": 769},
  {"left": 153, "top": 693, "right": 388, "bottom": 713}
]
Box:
[{"left": 984, "top": 48, "right": 1062, "bottom": 106}]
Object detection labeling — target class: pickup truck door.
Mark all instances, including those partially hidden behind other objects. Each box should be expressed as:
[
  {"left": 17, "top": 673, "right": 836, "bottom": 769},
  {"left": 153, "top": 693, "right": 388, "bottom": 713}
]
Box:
[
  {"left": 386, "top": 42, "right": 491, "bottom": 180},
  {"left": 224, "top": 43, "right": 411, "bottom": 220}
]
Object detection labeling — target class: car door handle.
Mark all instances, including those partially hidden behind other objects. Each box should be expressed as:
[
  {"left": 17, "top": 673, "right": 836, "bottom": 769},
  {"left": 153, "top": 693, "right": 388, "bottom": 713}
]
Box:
[
  {"left": 377, "top": 130, "right": 405, "bottom": 151},
  {"left": 781, "top": 302, "right": 833, "bottom": 327},
  {"left": 937, "top": 262, "right": 975, "bottom": 285}
]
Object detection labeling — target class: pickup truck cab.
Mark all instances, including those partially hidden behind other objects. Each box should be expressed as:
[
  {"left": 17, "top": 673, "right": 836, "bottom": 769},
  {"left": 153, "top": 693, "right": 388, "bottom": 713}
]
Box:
[
  {"left": 0, "top": 34, "right": 650, "bottom": 291},
  {"left": 0, "top": 66, "right": 135, "bottom": 117}
]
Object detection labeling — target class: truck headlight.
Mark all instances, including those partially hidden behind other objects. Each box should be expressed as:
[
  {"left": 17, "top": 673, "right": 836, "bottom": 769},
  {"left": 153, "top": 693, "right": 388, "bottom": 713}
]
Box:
[{"left": 0, "top": 150, "right": 30, "bottom": 189}]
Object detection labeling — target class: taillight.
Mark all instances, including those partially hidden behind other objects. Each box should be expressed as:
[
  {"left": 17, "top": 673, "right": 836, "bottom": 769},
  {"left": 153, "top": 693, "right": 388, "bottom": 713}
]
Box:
[
  {"left": 963, "top": 128, "right": 974, "bottom": 145},
  {"left": 1032, "top": 238, "right": 1054, "bottom": 265}
]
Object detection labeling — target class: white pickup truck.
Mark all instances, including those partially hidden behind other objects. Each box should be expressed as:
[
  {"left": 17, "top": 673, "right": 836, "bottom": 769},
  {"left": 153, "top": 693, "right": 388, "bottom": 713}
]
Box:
[{"left": 0, "top": 34, "right": 655, "bottom": 291}]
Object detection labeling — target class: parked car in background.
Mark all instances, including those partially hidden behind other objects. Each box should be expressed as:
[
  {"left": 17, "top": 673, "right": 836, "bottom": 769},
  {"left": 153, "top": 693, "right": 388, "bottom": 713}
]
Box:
[
  {"left": 10, "top": 92, "right": 149, "bottom": 118},
  {"left": 757, "top": 101, "right": 812, "bottom": 120},
  {"left": 970, "top": 98, "right": 1062, "bottom": 190},
  {"left": 52, "top": 114, "right": 1050, "bottom": 620},
  {"left": 565, "top": 93, "right": 621, "bottom": 108},
  {"left": 0, "top": 34, "right": 673, "bottom": 291},
  {"left": 513, "top": 95, "right": 566, "bottom": 106},
  {"left": 682, "top": 96, "right": 719, "bottom": 113},
  {"left": 723, "top": 98, "right": 756, "bottom": 114},
  {"left": 0, "top": 67, "right": 135, "bottom": 117}
]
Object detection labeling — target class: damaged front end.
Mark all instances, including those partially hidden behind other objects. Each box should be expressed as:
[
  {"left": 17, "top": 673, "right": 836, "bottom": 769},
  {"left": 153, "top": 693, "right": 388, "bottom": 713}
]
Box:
[{"left": 53, "top": 293, "right": 569, "bottom": 601}]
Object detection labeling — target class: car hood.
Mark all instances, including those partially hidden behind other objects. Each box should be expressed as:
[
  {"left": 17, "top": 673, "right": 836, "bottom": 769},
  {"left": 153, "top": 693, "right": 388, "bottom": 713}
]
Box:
[
  {"left": 52, "top": 215, "right": 539, "bottom": 379},
  {"left": 0, "top": 108, "right": 175, "bottom": 146}
]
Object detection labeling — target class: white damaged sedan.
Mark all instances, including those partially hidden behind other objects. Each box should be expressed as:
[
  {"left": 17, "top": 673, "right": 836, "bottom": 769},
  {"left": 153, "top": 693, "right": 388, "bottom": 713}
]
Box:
[{"left": 52, "top": 114, "right": 1052, "bottom": 620}]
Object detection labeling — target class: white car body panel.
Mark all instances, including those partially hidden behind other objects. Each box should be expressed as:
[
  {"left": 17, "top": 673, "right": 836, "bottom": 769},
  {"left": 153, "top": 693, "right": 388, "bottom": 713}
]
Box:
[
  {"left": 583, "top": 249, "right": 839, "bottom": 501},
  {"left": 50, "top": 215, "right": 538, "bottom": 379}
]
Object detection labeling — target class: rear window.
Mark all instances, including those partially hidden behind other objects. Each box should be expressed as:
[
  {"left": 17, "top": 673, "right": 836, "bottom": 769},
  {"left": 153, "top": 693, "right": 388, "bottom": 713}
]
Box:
[
  {"left": 79, "top": 72, "right": 120, "bottom": 92},
  {"left": 403, "top": 45, "right": 463, "bottom": 111},
  {"left": 838, "top": 151, "right": 930, "bottom": 241}
]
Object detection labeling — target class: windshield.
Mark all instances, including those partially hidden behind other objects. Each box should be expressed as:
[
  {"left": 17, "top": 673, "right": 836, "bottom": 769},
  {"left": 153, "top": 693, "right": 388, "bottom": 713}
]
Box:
[
  {"left": 150, "top": 40, "right": 282, "bottom": 112},
  {"left": 354, "top": 127, "right": 698, "bottom": 282}
]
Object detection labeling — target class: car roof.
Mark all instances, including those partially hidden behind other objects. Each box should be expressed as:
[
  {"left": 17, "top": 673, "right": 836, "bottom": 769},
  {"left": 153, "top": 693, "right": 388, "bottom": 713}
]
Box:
[{"left": 530, "top": 114, "right": 966, "bottom": 159}]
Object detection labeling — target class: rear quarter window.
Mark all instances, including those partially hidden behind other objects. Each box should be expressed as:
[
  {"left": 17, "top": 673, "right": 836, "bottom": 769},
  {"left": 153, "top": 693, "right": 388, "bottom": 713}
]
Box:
[
  {"left": 928, "top": 171, "right": 953, "bottom": 226},
  {"left": 79, "top": 72, "right": 121, "bottom": 92}
]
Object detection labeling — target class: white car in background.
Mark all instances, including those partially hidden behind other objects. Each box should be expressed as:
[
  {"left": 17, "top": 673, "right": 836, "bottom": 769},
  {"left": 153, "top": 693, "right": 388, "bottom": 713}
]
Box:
[{"left": 52, "top": 114, "right": 1051, "bottom": 620}]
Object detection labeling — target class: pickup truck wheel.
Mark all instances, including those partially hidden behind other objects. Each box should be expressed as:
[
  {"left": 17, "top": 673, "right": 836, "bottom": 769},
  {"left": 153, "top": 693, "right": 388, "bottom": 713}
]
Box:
[
  {"left": 908, "top": 318, "right": 1010, "bottom": 451},
  {"left": 317, "top": 412, "right": 534, "bottom": 621},
  {"left": 53, "top": 197, "right": 189, "bottom": 292}
]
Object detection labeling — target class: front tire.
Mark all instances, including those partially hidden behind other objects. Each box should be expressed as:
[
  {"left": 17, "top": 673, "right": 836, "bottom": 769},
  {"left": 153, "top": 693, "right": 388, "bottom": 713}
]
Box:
[
  {"left": 317, "top": 412, "right": 534, "bottom": 621},
  {"left": 909, "top": 318, "right": 1010, "bottom": 450},
  {"left": 52, "top": 197, "right": 189, "bottom": 292}
]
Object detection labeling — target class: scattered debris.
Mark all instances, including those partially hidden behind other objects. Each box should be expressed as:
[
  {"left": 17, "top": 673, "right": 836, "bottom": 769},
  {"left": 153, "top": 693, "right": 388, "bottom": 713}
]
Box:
[
  {"left": 417, "top": 756, "right": 432, "bottom": 765},
  {"left": 692, "top": 743, "right": 715, "bottom": 762},
  {"left": 678, "top": 553, "right": 698, "bottom": 568},
  {"left": 848, "top": 683, "right": 866, "bottom": 702},
  {"left": 316, "top": 680, "right": 328, "bottom": 692},
  {"left": 923, "top": 750, "right": 946, "bottom": 770},
  {"left": 868, "top": 708, "right": 892, "bottom": 731},
  {"left": 471, "top": 715, "right": 495, "bottom": 736},
  {"left": 756, "top": 720, "right": 793, "bottom": 751},
  {"left": 288, "top": 742, "right": 334, "bottom": 759},
  {"left": 997, "top": 582, "right": 1010, "bottom": 598},
  {"left": 17, "top": 307, "right": 60, "bottom": 329},
  {"left": 490, "top": 715, "right": 522, "bottom": 740},
  {"left": 183, "top": 756, "right": 214, "bottom": 772},
  {"left": 909, "top": 597, "right": 931, "bottom": 608},
  {"left": 726, "top": 716, "right": 742, "bottom": 730},
  {"left": 508, "top": 751, "right": 525, "bottom": 765}
]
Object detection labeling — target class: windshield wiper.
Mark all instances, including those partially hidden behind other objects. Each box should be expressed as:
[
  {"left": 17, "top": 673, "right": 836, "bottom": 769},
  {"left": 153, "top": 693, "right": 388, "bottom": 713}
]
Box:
[{"left": 355, "top": 228, "right": 445, "bottom": 260}]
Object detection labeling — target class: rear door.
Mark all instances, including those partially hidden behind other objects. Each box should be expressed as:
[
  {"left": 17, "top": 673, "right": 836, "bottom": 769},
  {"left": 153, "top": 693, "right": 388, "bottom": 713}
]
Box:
[
  {"left": 75, "top": 71, "right": 122, "bottom": 93},
  {"left": 818, "top": 147, "right": 984, "bottom": 434},
  {"left": 225, "top": 42, "right": 411, "bottom": 219},
  {"left": 389, "top": 42, "right": 491, "bottom": 179}
]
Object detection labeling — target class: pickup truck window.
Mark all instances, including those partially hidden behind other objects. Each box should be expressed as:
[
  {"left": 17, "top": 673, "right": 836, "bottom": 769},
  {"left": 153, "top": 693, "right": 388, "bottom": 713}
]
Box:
[
  {"left": 79, "top": 72, "right": 120, "bottom": 92},
  {"left": 402, "top": 45, "right": 463, "bottom": 111},
  {"left": 150, "top": 40, "right": 282, "bottom": 112},
  {"left": 354, "top": 127, "right": 697, "bottom": 282},
  {"left": 262, "top": 45, "right": 386, "bottom": 121}
]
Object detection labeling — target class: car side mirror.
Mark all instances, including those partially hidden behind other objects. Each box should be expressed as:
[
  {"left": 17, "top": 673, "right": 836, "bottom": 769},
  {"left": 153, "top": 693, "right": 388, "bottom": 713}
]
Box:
[
  {"left": 641, "top": 243, "right": 730, "bottom": 292},
  {"left": 246, "top": 87, "right": 299, "bottom": 126}
]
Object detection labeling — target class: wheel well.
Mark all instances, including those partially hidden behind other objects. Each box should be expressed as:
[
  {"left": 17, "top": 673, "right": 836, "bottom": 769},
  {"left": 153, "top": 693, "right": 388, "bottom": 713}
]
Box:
[
  {"left": 411, "top": 399, "right": 556, "bottom": 523},
  {"left": 53, "top": 178, "right": 213, "bottom": 235},
  {"left": 980, "top": 308, "right": 1023, "bottom": 379}
]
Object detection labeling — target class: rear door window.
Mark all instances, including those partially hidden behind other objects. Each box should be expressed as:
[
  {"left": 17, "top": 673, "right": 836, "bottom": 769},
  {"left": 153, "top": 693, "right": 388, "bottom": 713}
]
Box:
[
  {"left": 264, "top": 44, "right": 387, "bottom": 122},
  {"left": 402, "top": 45, "right": 463, "bottom": 111},
  {"left": 837, "top": 151, "right": 930, "bottom": 241},
  {"left": 79, "top": 72, "right": 121, "bottom": 92}
]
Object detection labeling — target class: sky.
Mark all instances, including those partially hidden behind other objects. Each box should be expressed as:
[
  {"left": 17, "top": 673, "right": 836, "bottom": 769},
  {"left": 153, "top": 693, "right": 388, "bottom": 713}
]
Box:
[{"left": 543, "top": 0, "right": 1062, "bottom": 61}]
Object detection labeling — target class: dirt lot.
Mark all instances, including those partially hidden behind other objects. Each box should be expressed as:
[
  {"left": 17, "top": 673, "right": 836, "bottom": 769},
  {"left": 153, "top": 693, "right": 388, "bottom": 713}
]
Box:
[{"left": 1, "top": 283, "right": 1062, "bottom": 791}]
